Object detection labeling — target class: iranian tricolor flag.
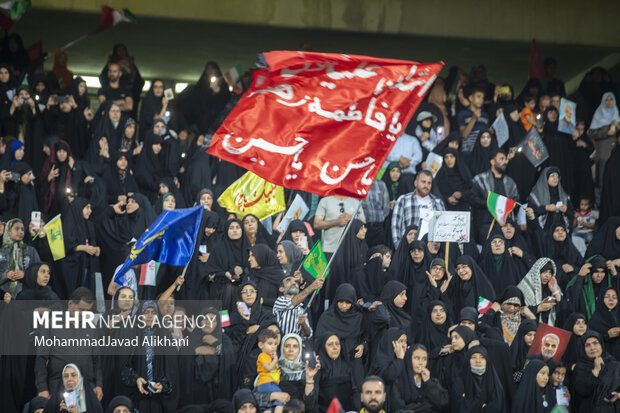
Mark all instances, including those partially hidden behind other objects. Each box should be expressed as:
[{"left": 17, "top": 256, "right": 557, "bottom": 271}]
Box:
[
  {"left": 220, "top": 310, "right": 230, "bottom": 328},
  {"left": 478, "top": 296, "right": 493, "bottom": 318},
  {"left": 139, "top": 260, "right": 159, "bottom": 286},
  {"left": 90, "top": 6, "right": 136, "bottom": 35},
  {"left": 487, "top": 192, "right": 517, "bottom": 225}
]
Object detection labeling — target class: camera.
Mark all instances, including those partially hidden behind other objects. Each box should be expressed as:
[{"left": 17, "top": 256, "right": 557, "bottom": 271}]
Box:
[
  {"left": 54, "top": 95, "right": 69, "bottom": 104},
  {"left": 20, "top": 97, "right": 28, "bottom": 106}
]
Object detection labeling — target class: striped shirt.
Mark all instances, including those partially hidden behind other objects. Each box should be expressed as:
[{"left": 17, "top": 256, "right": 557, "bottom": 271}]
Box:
[{"left": 273, "top": 296, "right": 312, "bottom": 337}]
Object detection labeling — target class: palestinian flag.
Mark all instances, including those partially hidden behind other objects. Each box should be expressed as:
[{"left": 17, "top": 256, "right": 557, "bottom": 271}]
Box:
[
  {"left": 220, "top": 310, "right": 230, "bottom": 328},
  {"left": 487, "top": 191, "right": 516, "bottom": 225},
  {"left": 0, "top": 0, "right": 30, "bottom": 29},
  {"left": 139, "top": 260, "right": 159, "bottom": 286},
  {"left": 478, "top": 296, "right": 493, "bottom": 318},
  {"left": 90, "top": 6, "right": 136, "bottom": 35}
]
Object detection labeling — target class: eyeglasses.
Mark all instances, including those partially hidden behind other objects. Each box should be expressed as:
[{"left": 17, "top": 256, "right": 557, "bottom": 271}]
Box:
[
  {"left": 338, "top": 202, "right": 345, "bottom": 213},
  {"left": 241, "top": 289, "right": 257, "bottom": 294},
  {"left": 431, "top": 266, "right": 444, "bottom": 271},
  {"left": 491, "top": 240, "right": 504, "bottom": 246},
  {"left": 549, "top": 173, "right": 559, "bottom": 177}
]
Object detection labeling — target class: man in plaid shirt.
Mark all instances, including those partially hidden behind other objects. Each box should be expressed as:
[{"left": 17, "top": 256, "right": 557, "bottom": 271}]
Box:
[{"left": 391, "top": 170, "right": 445, "bottom": 248}]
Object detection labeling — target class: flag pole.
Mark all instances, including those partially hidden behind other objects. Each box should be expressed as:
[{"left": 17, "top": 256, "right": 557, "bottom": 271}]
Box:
[
  {"left": 306, "top": 200, "right": 362, "bottom": 308},
  {"left": 175, "top": 263, "right": 190, "bottom": 292},
  {"left": 60, "top": 34, "right": 89, "bottom": 51},
  {"left": 486, "top": 218, "right": 496, "bottom": 240}
]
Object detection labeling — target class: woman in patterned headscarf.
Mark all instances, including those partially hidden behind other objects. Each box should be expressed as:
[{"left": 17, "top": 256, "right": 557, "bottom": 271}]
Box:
[{"left": 0, "top": 218, "right": 40, "bottom": 297}]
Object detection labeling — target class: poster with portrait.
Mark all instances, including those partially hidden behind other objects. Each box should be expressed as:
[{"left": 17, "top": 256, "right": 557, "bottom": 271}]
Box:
[
  {"left": 527, "top": 324, "right": 572, "bottom": 364},
  {"left": 492, "top": 112, "right": 509, "bottom": 148},
  {"left": 518, "top": 128, "right": 549, "bottom": 168},
  {"left": 558, "top": 98, "right": 577, "bottom": 134}
]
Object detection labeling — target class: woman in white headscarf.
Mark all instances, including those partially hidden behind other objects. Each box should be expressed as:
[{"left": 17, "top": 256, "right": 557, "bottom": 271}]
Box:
[
  {"left": 44, "top": 363, "right": 103, "bottom": 413},
  {"left": 587, "top": 92, "right": 620, "bottom": 183}
]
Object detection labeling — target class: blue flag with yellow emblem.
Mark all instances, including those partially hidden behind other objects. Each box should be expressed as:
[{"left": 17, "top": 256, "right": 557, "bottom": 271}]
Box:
[{"left": 114, "top": 206, "right": 204, "bottom": 285}]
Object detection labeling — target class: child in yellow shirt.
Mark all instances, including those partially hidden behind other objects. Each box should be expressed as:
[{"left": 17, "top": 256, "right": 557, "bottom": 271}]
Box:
[{"left": 256, "top": 329, "right": 284, "bottom": 413}]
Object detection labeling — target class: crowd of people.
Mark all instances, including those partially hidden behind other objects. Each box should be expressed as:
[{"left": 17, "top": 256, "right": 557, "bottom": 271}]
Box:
[{"left": 0, "top": 30, "right": 618, "bottom": 413}]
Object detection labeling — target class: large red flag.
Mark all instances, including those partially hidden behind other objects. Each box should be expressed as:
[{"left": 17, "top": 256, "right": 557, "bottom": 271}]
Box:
[
  {"left": 529, "top": 38, "right": 545, "bottom": 79},
  {"left": 208, "top": 51, "right": 443, "bottom": 198}
]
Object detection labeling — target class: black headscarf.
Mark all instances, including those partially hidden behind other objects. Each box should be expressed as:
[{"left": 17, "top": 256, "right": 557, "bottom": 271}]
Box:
[
  {"left": 562, "top": 312, "right": 587, "bottom": 366},
  {"left": 92, "top": 101, "right": 125, "bottom": 152},
  {"left": 315, "top": 332, "right": 359, "bottom": 412},
  {"left": 573, "top": 331, "right": 620, "bottom": 410},
  {"left": 391, "top": 239, "right": 431, "bottom": 316},
  {"left": 542, "top": 107, "right": 575, "bottom": 194},
  {"left": 468, "top": 130, "right": 498, "bottom": 176},
  {"left": 478, "top": 234, "right": 527, "bottom": 294},
  {"left": 502, "top": 104, "right": 539, "bottom": 200},
  {"left": 211, "top": 219, "right": 251, "bottom": 275},
  {"left": 380, "top": 280, "right": 414, "bottom": 336},
  {"left": 229, "top": 279, "right": 275, "bottom": 347},
  {"left": 511, "top": 359, "right": 556, "bottom": 413},
  {"left": 510, "top": 319, "right": 538, "bottom": 371},
  {"left": 586, "top": 216, "right": 620, "bottom": 260},
  {"left": 416, "top": 300, "right": 451, "bottom": 351},
  {"left": 105, "top": 395, "right": 134, "bottom": 413},
  {"left": 356, "top": 254, "right": 387, "bottom": 303},
  {"left": 139, "top": 79, "right": 165, "bottom": 139},
  {"left": 281, "top": 219, "right": 312, "bottom": 245},
  {"left": 437, "top": 325, "right": 477, "bottom": 388},
  {"left": 102, "top": 151, "right": 139, "bottom": 204},
  {"left": 332, "top": 219, "right": 368, "bottom": 287},
  {"left": 389, "top": 224, "right": 421, "bottom": 275},
  {"left": 231, "top": 389, "right": 258, "bottom": 412},
  {"left": 588, "top": 286, "right": 620, "bottom": 359},
  {"left": 452, "top": 346, "right": 506, "bottom": 413},
  {"left": 243, "top": 214, "right": 277, "bottom": 249},
  {"left": 369, "top": 326, "right": 405, "bottom": 377},
  {"left": 9, "top": 161, "right": 37, "bottom": 226},
  {"left": 155, "top": 177, "right": 186, "bottom": 211},
  {"left": 448, "top": 255, "right": 496, "bottom": 316},
  {"left": 247, "top": 244, "right": 283, "bottom": 307},
  {"left": 133, "top": 131, "right": 167, "bottom": 199},
  {"left": 381, "top": 162, "right": 402, "bottom": 202},
  {"left": 316, "top": 283, "right": 363, "bottom": 340},
  {"left": 66, "top": 76, "right": 90, "bottom": 110},
  {"left": 126, "top": 193, "right": 158, "bottom": 240},
  {"left": 433, "top": 131, "right": 461, "bottom": 155},
  {"left": 600, "top": 144, "right": 620, "bottom": 224},
  {"left": 62, "top": 197, "right": 91, "bottom": 252},
  {"left": 435, "top": 148, "right": 473, "bottom": 208},
  {"left": 181, "top": 149, "right": 214, "bottom": 206},
  {"left": 15, "top": 262, "right": 59, "bottom": 301}
]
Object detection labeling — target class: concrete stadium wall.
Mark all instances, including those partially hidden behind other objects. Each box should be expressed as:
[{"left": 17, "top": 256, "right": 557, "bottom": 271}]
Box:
[{"left": 36, "top": 0, "right": 619, "bottom": 47}]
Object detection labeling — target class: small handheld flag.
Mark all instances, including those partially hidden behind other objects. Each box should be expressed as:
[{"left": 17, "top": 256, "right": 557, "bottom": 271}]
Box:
[
  {"left": 44, "top": 214, "right": 65, "bottom": 261},
  {"left": 487, "top": 192, "right": 517, "bottom": 225},
  {"left": 90, "top": 6, "right": 136, "bottom": 35},
  {"left": 302, "top": 240, "right": 329, "bottom": 279},
  {"left": 478, "top": 296, "right": 493, "bottom": 318}
]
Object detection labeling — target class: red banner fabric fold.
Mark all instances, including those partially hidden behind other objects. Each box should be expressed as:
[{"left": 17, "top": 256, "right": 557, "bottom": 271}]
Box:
[{"left": 208, "top": 51, "right": 443, "bottom": 199}]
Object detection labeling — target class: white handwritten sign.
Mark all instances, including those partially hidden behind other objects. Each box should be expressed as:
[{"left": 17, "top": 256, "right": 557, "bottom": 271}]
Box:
[{"left": 428, "top": 211, "right": 471, "bottom": 243}]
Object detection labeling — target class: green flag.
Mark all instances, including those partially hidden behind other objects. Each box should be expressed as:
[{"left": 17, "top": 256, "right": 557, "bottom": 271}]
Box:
[{"left": 302, "top": 240, "right": 329, "bottom": 279}]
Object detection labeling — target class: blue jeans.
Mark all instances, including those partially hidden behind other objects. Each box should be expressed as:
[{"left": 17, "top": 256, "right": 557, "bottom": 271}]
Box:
[{"left": 257, "top": 381, "right": 285, "bottom": 407}]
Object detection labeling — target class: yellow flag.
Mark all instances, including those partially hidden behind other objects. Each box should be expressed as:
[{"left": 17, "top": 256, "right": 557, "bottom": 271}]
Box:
[
  {"left": 218, "top": 171, "right": 285, "bottom": 221},
  {"left": 44, "top": 214, "right": 65, "bottom": 261}
]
